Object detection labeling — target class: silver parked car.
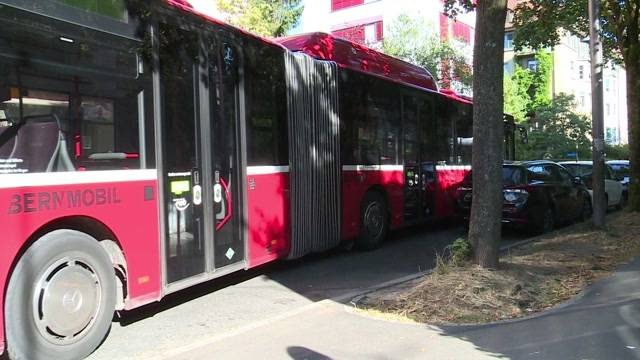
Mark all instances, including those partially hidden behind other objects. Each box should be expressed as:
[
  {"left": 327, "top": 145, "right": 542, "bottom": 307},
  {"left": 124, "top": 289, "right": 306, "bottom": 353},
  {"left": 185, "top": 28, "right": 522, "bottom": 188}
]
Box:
[
  {"left": 607, "top": 160, "right": 629, "bottom": 200},
  {"left": 559, "top": 161, "right": 625, "bottom": 209}
]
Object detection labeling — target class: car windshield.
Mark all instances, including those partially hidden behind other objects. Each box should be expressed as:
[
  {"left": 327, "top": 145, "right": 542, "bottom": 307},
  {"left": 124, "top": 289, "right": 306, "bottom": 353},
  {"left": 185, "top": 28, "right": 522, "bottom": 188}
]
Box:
[{"left": 610, "top": 163, "right": 630, "bottom": 178}]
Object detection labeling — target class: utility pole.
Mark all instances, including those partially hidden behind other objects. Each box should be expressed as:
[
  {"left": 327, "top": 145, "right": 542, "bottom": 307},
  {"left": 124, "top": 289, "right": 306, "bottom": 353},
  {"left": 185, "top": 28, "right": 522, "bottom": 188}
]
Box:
[{"left": 589, "top": 0, "right": 605, "bottom": 228}]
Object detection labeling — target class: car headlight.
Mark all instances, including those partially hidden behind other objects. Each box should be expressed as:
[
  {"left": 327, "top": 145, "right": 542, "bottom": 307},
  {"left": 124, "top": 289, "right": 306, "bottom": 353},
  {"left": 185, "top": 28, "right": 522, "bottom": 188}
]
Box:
[{"left": 503, "top": 189, "right": 529, "bottom": 205}]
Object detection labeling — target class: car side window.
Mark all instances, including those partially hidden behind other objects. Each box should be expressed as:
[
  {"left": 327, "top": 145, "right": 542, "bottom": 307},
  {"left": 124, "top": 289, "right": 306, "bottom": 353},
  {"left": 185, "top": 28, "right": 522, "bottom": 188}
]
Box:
[
  {"left": 557, "top": 167, "right": 573, "bottom": 185},
  {"left": 544, "top": 165, "right": 564, "bottom": 183},
  {"left": 527, "top": 165, "right": 552, "bottom": 182},
  {"left": 605, "top": 165, "right": 613, "bottom": 180}
]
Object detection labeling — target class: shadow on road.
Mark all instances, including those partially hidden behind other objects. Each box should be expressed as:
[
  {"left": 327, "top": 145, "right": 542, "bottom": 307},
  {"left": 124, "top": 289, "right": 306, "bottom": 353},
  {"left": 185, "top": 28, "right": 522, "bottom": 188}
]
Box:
[
  {"left": 287, "top": 346, "right": 333, "bottom": 360},
  {"left": 116, "top": 219, "right": 469, "bottom": 326}
]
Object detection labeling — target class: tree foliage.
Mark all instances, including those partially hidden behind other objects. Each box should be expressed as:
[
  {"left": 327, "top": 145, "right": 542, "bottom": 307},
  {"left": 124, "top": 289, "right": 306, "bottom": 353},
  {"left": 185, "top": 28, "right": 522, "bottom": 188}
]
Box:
[
  {"left": 511, "top": 0, "right": 640, "bottom": 211},
  {"left": 504, "top": 50, "right": 553, "bottom": 121},
  {"left": 518, "top": 94, "right": 592, "bottom": 160},
  {"left": 216, "top": 0, "right": 303, "bottom": 37},
  {"left": 382, "top": 14, "right": 472, "bottom": 90}
]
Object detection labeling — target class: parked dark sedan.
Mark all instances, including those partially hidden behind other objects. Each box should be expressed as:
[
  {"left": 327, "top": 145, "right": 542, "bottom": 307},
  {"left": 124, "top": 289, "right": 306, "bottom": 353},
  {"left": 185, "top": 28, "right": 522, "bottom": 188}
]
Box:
[{"left": 457, "top": 161, "right": 592, "bottom": 234}]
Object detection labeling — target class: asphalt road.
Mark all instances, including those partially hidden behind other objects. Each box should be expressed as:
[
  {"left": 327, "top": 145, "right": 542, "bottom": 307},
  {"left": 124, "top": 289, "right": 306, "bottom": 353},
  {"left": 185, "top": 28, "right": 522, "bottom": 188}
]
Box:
[
  {"left": 83, "top": 221, "right": 528, "bottom": 360},
  {"left": 0, "top": 221, "right": 528, "bottom": 360}
]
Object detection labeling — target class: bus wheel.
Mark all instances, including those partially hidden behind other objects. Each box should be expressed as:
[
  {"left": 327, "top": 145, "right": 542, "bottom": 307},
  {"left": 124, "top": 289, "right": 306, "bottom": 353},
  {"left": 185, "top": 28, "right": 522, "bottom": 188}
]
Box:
[
  {"left": 6, "top": 230, "right": 116, "bottom": 360},
  {"left": 357, "top": 192, "right": 389, "bottom": 250}
]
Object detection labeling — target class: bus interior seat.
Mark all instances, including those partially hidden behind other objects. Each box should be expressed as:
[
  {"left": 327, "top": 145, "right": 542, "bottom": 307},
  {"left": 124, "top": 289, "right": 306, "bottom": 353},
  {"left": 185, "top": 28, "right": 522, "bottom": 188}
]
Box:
[
  {"left": 0, "top": 125, "right": 16, "bottom": 158},
  {"left": 10, "top": 114, "right": 75, "bottom": 173}
]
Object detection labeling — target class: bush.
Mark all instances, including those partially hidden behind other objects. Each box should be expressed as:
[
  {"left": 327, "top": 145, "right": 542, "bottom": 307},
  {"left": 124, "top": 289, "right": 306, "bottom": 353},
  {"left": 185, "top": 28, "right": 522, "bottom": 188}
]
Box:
[{"left": 449, "top": 238, "right": 473, "bottom": 266}]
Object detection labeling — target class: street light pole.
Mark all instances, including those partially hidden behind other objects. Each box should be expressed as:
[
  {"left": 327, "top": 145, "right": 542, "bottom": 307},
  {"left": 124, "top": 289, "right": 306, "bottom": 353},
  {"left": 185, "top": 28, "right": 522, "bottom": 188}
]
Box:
[{"left": 589, "top": 0, "right": 605, "bottom": 228}]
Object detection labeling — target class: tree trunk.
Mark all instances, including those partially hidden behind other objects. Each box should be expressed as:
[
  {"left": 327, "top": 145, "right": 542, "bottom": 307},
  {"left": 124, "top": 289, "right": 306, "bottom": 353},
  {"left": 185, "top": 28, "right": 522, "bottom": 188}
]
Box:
[
  {"left": 468, "top": 0, "right": 508, "bottom": 269},
  {"left": 626, "top": 58, "right": 640, "bottom": 211}
]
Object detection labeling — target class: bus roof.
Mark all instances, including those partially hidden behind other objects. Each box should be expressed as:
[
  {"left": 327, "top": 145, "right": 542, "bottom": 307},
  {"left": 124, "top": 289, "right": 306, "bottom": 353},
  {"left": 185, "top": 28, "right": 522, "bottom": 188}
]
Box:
[
  {"left": 276, "top": 33, "right": 439, "bottom": 92},
  {"left": 166, "top": 1, "right": 440, "bottom": 94}
]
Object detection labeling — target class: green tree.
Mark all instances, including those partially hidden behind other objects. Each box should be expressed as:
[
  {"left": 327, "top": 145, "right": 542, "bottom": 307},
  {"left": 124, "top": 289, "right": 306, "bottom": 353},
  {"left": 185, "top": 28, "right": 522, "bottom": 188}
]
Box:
[
  {"left": 518, "top": 94, "right": 592, "bottom": 160},
  {"left": 382, "top": 14, "right": 472, "bottom": 90},
  {"left": 605, "top": 144, "right": 630, "bottom": 160},
  {"left": 504, "top": 74, "right": 529, "bottom": 122},
  {"left": 216, "top": 0, "right": 303, "bottom": 37},
  {"left": 504, "top": 50, "right": 553, "bottom": 119},
  {"left": 512, "top": 0, "right": 640, "bottom": 211}
]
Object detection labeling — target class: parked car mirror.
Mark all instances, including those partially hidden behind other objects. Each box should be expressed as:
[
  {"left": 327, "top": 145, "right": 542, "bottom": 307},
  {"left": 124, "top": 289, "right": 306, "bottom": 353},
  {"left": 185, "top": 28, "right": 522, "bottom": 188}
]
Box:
[{"left": 572, "top": 176, "right": 583, "bottom": 185}]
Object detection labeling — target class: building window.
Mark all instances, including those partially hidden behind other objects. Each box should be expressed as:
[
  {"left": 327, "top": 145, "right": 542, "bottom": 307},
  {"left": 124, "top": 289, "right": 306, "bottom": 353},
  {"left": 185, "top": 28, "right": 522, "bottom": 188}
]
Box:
[
  {"left": 333, "top": 20, "right": 383, "bottom": 45},
  {"left": 439, "top": 13, "right": 449, "bottom": 40},
  {"left": 606, "top": 103, "right": 611, "bottom": 116},
  {"left": 527, "top": 59, "right": 538, "bottom": 71},
  {"left": 504, "top": 32, "right": 514, "bottom": 50},
  {"left": 578, "top": 65, "right": 584, "bottom": 79},
  {"left": 331, "top": 0, "right": 364, "bottom": 11},
  {"left": 452, "top": 21, "right": 472, "bottom": 44}
]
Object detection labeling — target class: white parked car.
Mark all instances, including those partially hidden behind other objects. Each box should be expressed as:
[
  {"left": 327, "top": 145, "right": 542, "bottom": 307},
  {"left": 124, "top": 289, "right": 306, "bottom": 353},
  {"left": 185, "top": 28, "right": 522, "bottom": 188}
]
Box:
[
  {"left": 559, "top": 161, "right": 625, "bottom": 209},
  {"left": 607, "top": 160, "right": 630, "bottom": 198}
]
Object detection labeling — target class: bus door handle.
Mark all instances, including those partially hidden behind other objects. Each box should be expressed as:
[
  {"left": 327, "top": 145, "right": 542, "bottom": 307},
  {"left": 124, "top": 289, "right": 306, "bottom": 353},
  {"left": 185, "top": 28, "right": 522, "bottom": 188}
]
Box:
[
  {"left": 192, "top": 169, "right": 202, "bottom": 205},
  {"left": 214, "top": 171, "right": 233, "bottom": 230}
]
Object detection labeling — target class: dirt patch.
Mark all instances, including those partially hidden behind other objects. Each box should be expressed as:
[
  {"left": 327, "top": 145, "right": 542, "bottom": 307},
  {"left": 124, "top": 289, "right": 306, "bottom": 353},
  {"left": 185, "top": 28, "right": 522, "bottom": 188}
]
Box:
[{"left": 357, "top": 212, "right": 640, "bottom": 325}]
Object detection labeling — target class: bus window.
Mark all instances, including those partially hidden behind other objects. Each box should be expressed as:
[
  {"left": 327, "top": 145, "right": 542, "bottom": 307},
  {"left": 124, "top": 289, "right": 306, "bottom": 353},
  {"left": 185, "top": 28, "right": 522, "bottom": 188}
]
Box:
[
  {"left": 245, "top": 40, "right": 288, "bottom": 166},
  {"left": 454, "top": 102, "right": 473, "bottom": 164},
  {"left": 0, "top": 6, "right": 152, "bottom": 174},
  {"left": 370, "top": 78, "right": 400, "bottom": 165}
]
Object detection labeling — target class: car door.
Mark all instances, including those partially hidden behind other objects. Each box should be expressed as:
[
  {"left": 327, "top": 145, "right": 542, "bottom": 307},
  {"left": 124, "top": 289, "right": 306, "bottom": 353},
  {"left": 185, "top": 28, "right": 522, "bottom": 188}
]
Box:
[
  {"left": 556, "top": 165, "right": 582, "bottom": 219},
  {"left": 604, "top": 165, "right": 622, "bottom": 205},
  {"left": 545, "top": 164, "right": 574, "bottom": 222}
]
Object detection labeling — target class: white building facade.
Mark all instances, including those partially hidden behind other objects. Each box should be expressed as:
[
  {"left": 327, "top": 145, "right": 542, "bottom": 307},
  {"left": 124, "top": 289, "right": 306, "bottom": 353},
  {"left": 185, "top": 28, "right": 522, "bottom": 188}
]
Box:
[{"left": 504, "top": 1, "right": 628, "bottom": 145}]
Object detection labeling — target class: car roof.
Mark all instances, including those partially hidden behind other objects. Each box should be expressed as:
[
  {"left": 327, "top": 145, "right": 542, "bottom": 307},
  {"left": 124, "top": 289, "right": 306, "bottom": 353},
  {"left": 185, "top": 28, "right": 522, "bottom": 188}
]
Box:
[
  {"left": 503, "top": 160, "right": 558, "bottom": 167},
  {"left": 606, "top": 160, "right": 629, "bottom": 164},
  {"left": 558, "top": 161, "right": 593, "bottom": 165}
]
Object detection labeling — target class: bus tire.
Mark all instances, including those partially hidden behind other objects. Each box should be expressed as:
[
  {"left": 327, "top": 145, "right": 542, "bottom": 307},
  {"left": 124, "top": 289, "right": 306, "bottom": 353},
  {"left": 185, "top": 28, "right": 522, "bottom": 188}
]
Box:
[
  {"left": 5, "top": 230, "right": 116, "bottom": 360},
  {"left": 356, "top": 192, "right": 389, "bottom": 250}
]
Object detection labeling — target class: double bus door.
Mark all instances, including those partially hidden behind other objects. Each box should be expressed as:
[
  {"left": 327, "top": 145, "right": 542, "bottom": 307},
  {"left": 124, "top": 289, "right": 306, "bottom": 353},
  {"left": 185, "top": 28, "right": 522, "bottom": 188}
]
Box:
[
  {"left": 208, "top": 39, "right": 245, "bottom": 270},
  {"left": 160, "top": 25, "right": 245, "bottom": 286},
  {"left": 403, "top": 96, "right": 436, "bottom": 223}
]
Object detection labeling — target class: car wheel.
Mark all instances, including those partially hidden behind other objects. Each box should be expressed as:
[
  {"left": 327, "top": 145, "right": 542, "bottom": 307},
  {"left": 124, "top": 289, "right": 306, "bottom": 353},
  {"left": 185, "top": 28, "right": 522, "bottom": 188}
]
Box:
[
  {"left": 616, "top": 193, "right": 626, "bottom": 210},
  {"left": 532, "top": 206, "right": 554, "bottom": 235},
  {"left": 356, "top": 192, "right": 389, "bottom": 250},
  {"left": 5, "top": 230, "right": 116, "bottom": 360},
  {"left": 580, "top": 195, "right": 593, "bottom": 222}
]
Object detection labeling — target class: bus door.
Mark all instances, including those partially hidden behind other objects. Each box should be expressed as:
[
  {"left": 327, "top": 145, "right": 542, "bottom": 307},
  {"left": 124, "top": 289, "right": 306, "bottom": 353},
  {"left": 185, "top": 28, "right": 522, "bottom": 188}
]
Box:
[
  {"left": 403, "top": 96, "right": 420, "bottom": 223},
  {"left": 419, "top": 99, "right": 436, "bottom": 219},
  {"left": 159, "top": 24, "right": 207, "bottom": 284},
  {"left": 207, "top": 38, "right": 245, "bottom": 269},
  {"left": 403, "top": 96, "right": 437, "bottom": 224}
]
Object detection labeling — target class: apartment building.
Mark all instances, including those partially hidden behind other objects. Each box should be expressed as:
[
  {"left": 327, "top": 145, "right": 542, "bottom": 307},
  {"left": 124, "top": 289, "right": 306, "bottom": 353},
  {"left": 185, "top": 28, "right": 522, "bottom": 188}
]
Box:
[{"left": 504, "top": 1, "right": 628, "bottom": 144}]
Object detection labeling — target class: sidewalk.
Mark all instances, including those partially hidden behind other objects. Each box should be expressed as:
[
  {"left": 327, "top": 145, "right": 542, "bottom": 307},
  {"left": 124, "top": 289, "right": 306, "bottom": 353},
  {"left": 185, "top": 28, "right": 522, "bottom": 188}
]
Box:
[{"left": 156, "top": 257, "right": 640, "bottom": 360}]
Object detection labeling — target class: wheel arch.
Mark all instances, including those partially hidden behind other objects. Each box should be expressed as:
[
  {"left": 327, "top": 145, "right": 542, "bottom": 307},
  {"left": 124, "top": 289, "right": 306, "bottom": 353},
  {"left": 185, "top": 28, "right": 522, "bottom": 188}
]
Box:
[
  {"left": 363, "top": 185, "right": 391, "bottom": 218},
  {"left": 5, "top": 216, "right": 129, "bottom": 313}
]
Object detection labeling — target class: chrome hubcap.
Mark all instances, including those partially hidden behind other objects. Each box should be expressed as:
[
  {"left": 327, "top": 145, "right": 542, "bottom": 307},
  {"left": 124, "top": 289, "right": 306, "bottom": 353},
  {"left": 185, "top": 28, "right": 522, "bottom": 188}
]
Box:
[
  {"left": 364, "top": 202, "right": 384, "bottom": 239},
  {"left": 33, "top": 258, "right": 102, "bottom": 345}
]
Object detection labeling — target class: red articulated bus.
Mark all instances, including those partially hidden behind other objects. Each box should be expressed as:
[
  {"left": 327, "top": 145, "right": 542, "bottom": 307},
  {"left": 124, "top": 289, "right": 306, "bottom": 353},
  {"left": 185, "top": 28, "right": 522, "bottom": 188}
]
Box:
[{"left": 0, "top": 1, "right": 517, "bottom": 359}]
